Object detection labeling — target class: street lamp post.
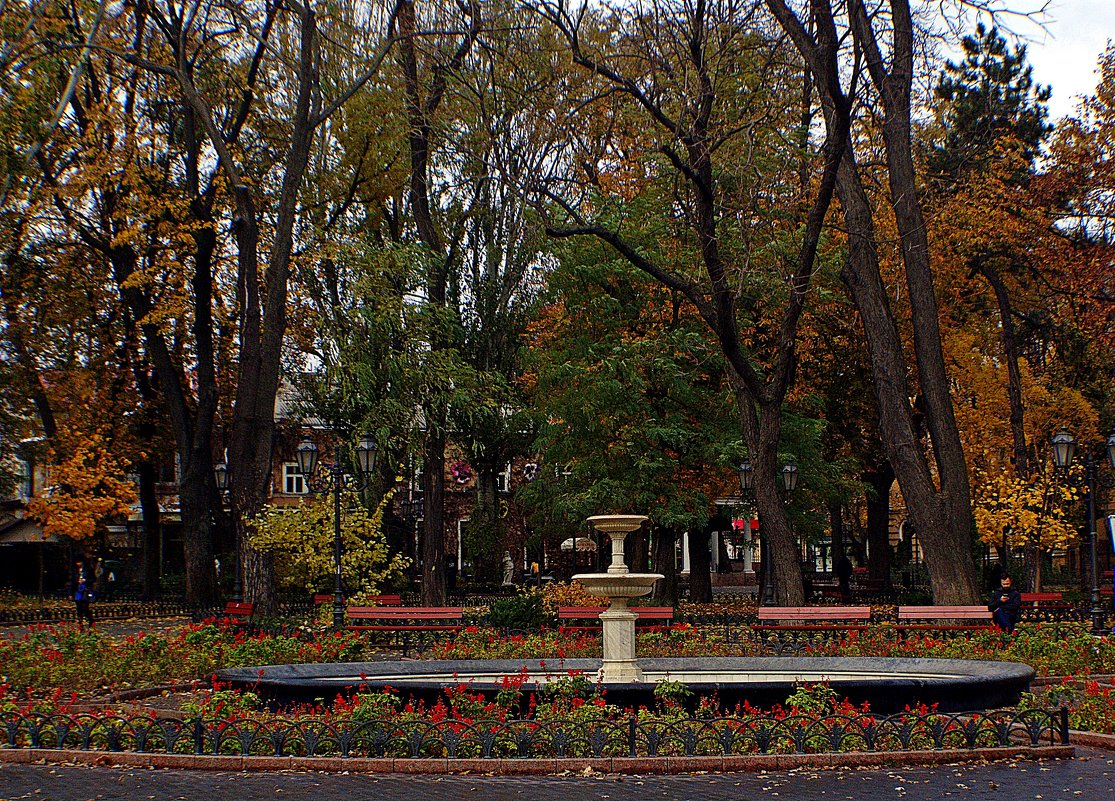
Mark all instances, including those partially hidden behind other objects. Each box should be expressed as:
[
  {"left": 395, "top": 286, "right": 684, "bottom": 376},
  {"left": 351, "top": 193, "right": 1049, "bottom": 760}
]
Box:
[
  {"left": 296, "top": 435, "right": 377, "bottom": 631},
  {"left": 213, "top": 461, "right": 239, "bottom": 602},
  {"left": 1051, "top": 428, "right": 1115, "bottom": 636}
]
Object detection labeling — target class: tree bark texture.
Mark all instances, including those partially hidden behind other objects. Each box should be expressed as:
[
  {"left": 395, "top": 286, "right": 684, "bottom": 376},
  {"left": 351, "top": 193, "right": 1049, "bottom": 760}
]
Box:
[
  {"left": 765, "top": 0, "right": 981, "bottom": 605},
  {"left": 652, "top": 526, "right": 678, "bottom": 606},
  {"left": 865, "top": 461, "right": 895, "bottom": 589},
  {"left": 422, "top": 428, "right": 448, "bottom": 605},
  {"left": 687, "top": 524, "right": 713, "bottom": 603}
]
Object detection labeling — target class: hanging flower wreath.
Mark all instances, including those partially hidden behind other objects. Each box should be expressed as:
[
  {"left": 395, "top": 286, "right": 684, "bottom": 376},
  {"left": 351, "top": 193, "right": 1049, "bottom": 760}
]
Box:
[
  {"left": 451, "top": 460, "right": 473, "bottom": 484},
  {"left": 522, "top": 462, "right": 540, "bottom": 481}
]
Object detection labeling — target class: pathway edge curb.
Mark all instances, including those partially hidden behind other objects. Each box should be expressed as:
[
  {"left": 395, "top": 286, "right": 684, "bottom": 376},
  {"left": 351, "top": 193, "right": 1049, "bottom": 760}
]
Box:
[{"left": 0, "top": 745, "right": 1075, "bottom": 775}]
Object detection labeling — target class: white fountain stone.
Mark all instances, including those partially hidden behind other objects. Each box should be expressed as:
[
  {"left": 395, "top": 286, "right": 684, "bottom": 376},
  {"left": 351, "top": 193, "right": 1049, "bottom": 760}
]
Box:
[{"left": 574, "top": 514, "right": 663, "bottom": 683}]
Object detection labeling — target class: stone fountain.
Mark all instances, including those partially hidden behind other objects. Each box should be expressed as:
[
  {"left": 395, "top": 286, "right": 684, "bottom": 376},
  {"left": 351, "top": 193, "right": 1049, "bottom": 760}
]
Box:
[
  {"left": 220, "top": 513, "right": 1035, "bottom": 714},
  {"left": 572, "top": 514, "right": 663, "bottom": 682}
]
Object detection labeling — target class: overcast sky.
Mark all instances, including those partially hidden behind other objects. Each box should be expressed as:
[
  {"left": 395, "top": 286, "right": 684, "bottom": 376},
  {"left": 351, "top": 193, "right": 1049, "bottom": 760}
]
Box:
[{"left": 997, "top": 1, "right": 1113, "bottom": 120}]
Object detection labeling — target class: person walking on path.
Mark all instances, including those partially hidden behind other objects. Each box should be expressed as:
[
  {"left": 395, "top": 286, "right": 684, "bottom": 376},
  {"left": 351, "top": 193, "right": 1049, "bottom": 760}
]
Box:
[
  {"left": 72, "top": 559, "right": 95, "bottom": 630},
  {"left": 988, "top": 574, "right": 1021, "bottom": 633}
]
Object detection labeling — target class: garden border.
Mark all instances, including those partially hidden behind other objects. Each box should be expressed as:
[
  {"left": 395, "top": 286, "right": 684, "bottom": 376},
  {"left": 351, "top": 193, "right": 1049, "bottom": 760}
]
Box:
[{"left": 0, "top": 745, "right": 1076, "bottom": 775}]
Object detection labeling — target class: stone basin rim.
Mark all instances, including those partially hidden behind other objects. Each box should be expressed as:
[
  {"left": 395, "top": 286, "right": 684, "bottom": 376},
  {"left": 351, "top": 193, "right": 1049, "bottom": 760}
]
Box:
[
  {"left": 220, "top": 657, "right": 1032, "bottom": 692},
  {"left": 218, "top": 657, "right": 1034, "bottom": 713}
]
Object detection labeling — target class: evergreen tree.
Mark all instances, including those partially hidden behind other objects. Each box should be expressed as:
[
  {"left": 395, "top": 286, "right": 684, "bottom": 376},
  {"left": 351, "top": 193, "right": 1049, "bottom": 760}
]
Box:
[{"left": 929, "top": 24, "right": 1052, "bottom": 187}]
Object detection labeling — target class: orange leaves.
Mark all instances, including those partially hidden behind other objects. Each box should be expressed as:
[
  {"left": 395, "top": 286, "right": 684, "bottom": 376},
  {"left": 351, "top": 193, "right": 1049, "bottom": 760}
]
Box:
[{"left": 26, "top": 429, "right": 137, "bottom": 541}]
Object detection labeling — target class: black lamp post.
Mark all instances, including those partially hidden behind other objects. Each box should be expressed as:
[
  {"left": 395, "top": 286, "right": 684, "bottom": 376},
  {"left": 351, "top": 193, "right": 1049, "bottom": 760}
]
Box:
[
  {"left": 1051, "top": 428, "right": 1115, "bottom": 636},
  {"left": 296, "top": 435, "right": 377, "bottom": 631},
  {"left": 213, "top": 461, "right": 239, "bottom": 602}
]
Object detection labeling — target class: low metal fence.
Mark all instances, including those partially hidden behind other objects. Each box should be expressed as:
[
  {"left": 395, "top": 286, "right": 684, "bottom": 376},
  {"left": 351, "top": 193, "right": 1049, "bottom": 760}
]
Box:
[{"left": 0, "top": 708, "right": 1068, "bottom": 759}]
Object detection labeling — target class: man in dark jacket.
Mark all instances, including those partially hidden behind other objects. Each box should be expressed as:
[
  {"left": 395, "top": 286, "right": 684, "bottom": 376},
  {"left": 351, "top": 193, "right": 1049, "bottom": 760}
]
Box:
[
  {"left": 72, "top": 559, "right": 95, "bottom": 630},
  {"left": 988, "top": 574, "right": 1022, "bottom": 633}
]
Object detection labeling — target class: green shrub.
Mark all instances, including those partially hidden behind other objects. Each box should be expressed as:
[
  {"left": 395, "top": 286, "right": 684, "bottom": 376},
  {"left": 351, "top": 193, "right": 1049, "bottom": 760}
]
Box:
[{"left": 486, "top": 590, "right": 548, "bottom": 629}]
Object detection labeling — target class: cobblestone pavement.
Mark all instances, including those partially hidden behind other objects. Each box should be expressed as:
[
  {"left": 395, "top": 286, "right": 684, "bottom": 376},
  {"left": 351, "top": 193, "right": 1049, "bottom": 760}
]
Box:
[{"left": 0, "top": 752, "right": 1112, "bottom": 801}]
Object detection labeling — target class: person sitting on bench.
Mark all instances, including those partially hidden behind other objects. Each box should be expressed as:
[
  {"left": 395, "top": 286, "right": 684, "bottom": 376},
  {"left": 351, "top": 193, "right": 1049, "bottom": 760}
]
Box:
[{"left": 988, "top": 574, "right": 1022, "bottom": 634}]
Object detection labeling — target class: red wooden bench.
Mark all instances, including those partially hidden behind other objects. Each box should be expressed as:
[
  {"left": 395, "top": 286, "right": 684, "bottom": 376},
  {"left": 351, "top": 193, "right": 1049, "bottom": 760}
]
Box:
[
  {"left": 345, "top": 606, "right": 463, "bottom": 632},
  {"left": 1020, "top": 592, "right": 1067, "bottom": 607},
  {"left": 220, "top": 602, "right": 254, "bottom": 626},
  {"left": 557, "top": 606, "right": 674, "bottom": 630},
  {"left": 1102, "top": 571, "right": 1113, "bottom": 597},
  {"left": 897, "top": 605, "right": 993, "bottom": 635},
  {"left": 754, "top": 606, "right": 872, "bottom": 634}
]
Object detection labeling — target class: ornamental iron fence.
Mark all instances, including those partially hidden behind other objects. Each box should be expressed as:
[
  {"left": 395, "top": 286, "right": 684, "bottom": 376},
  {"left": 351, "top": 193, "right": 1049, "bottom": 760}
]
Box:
[{"left": 0, "top": 708, "right": 1068, "bottom": 759}]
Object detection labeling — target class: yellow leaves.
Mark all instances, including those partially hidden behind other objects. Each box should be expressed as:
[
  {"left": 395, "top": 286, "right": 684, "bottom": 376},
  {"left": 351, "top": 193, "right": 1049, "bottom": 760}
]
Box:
[
  {"left": 248, "top": 489, "right": 410, "bottom": 595},
  {"left": 972, "top": 463, "right": 1081, "bottom": 550}
]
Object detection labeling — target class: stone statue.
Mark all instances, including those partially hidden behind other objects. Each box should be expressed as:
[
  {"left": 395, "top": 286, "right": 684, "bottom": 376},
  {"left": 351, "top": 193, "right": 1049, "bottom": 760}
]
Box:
[{"left": 501, "top": 551, "right": 515, "bottom": 586}]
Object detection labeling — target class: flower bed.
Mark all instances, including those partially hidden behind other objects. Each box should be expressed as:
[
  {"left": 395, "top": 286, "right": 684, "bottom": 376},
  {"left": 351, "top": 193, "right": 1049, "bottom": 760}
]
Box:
[
  {"left": 2, "top": 618, "right": 1114, "bottom": 742},
  {"left": 1022, "top": 678, "right": 1115, "bottom": 735},
  {"left": 0, "top": 620, "right": 369, "bottom": 695},
  {"left": 0, "top": 677, "right": 1067, "bottom": 759}
]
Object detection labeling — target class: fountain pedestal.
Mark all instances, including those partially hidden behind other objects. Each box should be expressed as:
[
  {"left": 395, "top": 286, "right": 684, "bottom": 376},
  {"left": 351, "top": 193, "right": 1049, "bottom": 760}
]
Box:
[{"left": 574, "top": 515, "right": 663, "bottom": 683}]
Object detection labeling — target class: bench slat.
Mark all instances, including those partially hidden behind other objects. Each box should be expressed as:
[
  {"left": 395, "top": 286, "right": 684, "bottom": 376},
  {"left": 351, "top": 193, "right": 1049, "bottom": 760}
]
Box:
[
  {"left": 757, "top": 606, "right": 871, "bottom": 622},
  {"left": 346, "top": 606, "right": 462, "bottom": 620},
  {"left": 897, "top": 605, "right": 991, "bottom": 621}
]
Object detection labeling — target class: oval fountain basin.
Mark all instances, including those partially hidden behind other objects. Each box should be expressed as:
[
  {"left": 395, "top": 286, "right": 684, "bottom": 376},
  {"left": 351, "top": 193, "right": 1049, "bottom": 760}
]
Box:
[
  {"left": 573, "top": 573, "right": 664, "bottom": 598},
  {"left": 218, "top": 657, "right": 1035, "bottom": 714},
  {"left": 585, "top": 515, "right": 649, "bottom": 533}
]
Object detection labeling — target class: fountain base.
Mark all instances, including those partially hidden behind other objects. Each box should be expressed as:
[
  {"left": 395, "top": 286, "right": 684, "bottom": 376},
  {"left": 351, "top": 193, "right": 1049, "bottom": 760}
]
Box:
[{"left": 219, "top": 657, "right": 1035, "bottom": 715}]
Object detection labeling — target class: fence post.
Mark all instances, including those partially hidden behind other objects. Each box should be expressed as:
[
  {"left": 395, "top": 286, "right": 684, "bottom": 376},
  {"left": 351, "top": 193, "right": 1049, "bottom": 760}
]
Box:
[
  {"left": 628, "top": 714, "right": 637, "bottom": 757},
  {"left": 1058, "top": 706, "right": 1070, "bottom": 745},
  {"left": 193, "top": 717, "right": 205, "bottom": 754}
]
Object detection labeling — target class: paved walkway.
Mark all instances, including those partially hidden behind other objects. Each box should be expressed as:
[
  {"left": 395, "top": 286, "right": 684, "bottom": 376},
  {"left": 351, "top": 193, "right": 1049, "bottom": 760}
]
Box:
[{"left": 1, "top": 751, "right": 1112, "bottom": 800}]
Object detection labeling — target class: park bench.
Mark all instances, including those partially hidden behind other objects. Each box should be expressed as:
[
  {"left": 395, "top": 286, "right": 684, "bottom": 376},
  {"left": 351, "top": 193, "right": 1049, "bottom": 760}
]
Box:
[
  {"left": 749, "top": 606, "right": 869, "bottom": 647},
  {"left": 1019, "top": 592, "right": 1074, "bottom": 622},
  {"left": 1102, "top": 571, "right": 1113, "bottom": 597},
  {"left": 344, "top": 606, "right": 464, "bottom": 656},
  {"left": 896, "top": 605, "right": 993, "bottom": 636},
  {"left": 220, "top": 601, "right": 254, "bottom": 627},
  {"left": 345, "top": 606, "right": 463, "bottom": 632},
  {"left": 557, "top": 606, "right": 674, "bottom": 631},
  {"left": 1019, "top": 591, "right": 1066, "bottom": 608},
  {"left": 755, "top": 605, "right": 872, "bottom": 630}
]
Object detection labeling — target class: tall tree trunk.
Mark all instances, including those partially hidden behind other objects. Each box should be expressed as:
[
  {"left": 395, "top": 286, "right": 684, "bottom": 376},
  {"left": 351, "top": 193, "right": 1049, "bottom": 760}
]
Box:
[
  {"left": 137, "top": 460, "right": 161, "bottom": 600},
  {"left": 766, "top": 0, "right": 981, "bottom": 605},
  {"left": 835, "top": 146, "right": 980, "bottom": 604},
  {"left": 978, "top": 263, "right": 1029, "bottom": 476},
  {"left": 421, "top": 428, "right": 448, "bottom": 604},
  {"left": 737, "top": 393, "right": 805, "bottom": 606},
  {"left": 865, "top": 461, "right": 895, "bottom": 589},
  {"left": 627, "top": 526, "right": 648, "bottom": 574},
  {"left": 178, "top": 461, "right": 216, "bottom": 603},
  {"left": 829, "top": 498, "right": 845, "bottom": 570},
  {"left": 652, "top": 525, "right": 678, "bottom": 606},
  {"left": 395, "top": 0, "right": 478, "bottom": 605},
  {"left": 688, "top": 522, "right": 713, "bottom": 603}
]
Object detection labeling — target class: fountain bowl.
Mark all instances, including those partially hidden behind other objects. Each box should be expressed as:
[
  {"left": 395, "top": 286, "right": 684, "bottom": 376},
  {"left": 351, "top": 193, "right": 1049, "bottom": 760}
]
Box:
[
  {"left": 573, "top": 573, "right": 663, "bottom": 599},
  {"left": 586, "top": 514, "right": 649, "bottom": 534},
  {"left": 218, "top": 656, "right": 1035, "bottom": 715}
]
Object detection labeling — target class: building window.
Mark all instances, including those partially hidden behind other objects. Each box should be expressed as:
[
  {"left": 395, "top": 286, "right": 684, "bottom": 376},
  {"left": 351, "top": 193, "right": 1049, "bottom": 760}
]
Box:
[
  {"left": 16, "top": 460, "right": 32, "bottom": 499},
  {"left": 283, "top": 463, "right": 306, "bottom": 495}
]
